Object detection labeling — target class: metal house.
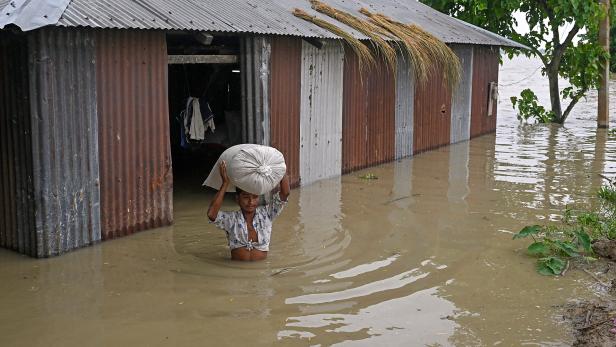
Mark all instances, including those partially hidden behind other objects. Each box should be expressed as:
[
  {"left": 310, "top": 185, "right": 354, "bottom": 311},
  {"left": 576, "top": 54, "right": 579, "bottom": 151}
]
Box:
[{"left": 0, "top": 0, "right": 525, "bottom": 257}]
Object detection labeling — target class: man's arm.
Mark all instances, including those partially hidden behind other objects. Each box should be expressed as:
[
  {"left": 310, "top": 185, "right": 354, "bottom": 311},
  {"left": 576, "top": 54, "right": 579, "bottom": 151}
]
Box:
[
  {"left": 279, "top": 174, "right": 290, "bottom": 202},
  {"left": 207, "top": 161, "right": 230, "bottom": 221}
]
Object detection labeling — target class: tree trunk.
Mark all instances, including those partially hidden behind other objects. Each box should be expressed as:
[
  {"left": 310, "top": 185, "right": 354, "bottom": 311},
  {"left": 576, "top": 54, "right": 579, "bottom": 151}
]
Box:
[{"left": 547, "top": 68, "right": 563, "bottom": 123}]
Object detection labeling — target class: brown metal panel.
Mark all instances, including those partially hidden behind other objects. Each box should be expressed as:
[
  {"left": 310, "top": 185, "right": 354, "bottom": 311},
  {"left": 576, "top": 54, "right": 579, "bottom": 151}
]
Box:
[
  {"left": 0, "top": 31, "right": 36, "bottom": 257},
  {"left": 413, "top": 67, "right": 452, "bottom": 154},
  {"left": 269, "top": 36, "right": 301, "bottom": 188},
  {"left": 342, "top": 50, "right": 368, "bottom": 174},
  {"left": 367, "top": 61, "right": 396, "bottom": 166},
  {"left": 96, "top": 29, "right": 173, "bottom": 240},
  {"left": 343, "top": 51, "right": 396, "bottom": 173},
  {"left": 470, "top": 46, "right": 500, "bottom": 138}
]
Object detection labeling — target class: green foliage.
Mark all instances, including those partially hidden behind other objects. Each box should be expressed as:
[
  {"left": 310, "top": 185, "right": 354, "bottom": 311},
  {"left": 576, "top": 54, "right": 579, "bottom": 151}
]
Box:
[
  {"left": 512, "top": 182, "right": 616, "bottom": 276},
  {"left": 510, "top": 89, "right": 556, "bottom": 123},
  {"left": 420, "top": 0, "right": 610, "bottom": 124}
]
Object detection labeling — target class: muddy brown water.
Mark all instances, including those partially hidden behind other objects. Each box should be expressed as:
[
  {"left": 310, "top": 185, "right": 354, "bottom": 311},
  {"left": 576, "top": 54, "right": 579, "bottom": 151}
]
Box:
[{"left": 2, "top": 57, "right": 616, "bottom": 346}]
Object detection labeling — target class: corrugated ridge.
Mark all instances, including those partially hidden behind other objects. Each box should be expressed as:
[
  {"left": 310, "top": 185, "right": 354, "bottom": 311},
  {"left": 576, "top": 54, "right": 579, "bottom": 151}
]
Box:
[
  {"left": 413, "top": 66, "right": 452, "bottom": 154},
  {"left": 299, "top": 40, "right": 344, "bottom": 186},
  {"left": 470, "top": 46, "right": 499, "bottom": 138},
  {"left": 28, "top": 28, "right": 101, "bottom": 257},
  {"left": 269, "top": 36, "right": 301, "bottom": 187},
  {"left": 395, "top": 50, "right": 414, "bottom": 159},
  {"left": 1, "top": 0, "right": 525, "bottom": 48},
  {"left": 96, "top": 29, "right": 173, "bottom": 240},
  {"left": 450, "top": 45, "right": 473, "bottom": 144},
  {"left": 342, "top": 50, "right": 396, "bottom": 173},
  {"left": 0, "top": 31, "right": 36, "bottom": 256},
  {"left": 367, "top": 60, "right": 396, "bottom": 166},
  {"left": 342, "top": 49, "right": 368, "bottom": 174}
]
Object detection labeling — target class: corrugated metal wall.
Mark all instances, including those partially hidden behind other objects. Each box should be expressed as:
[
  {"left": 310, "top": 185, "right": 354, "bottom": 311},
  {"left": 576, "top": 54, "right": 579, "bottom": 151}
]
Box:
[
  {"left": 299, "top": 40, "right": 344, "bottom": 186},
  {"left": 450, "top": 45, "right": 473, "bottom": 144},
  {"left": 240, "top": 36, "right": 271, "bottom": 145},
  {"left": 28, "top": 28, "right": 101, "bottom": 257},
  {"left": 470, "top": 46, "right": 500, "bottom": 138},
  {"left": 0, "top": 31, "right": 36, "bottom": 257},
  {"left": 96, "top": 29, "right": 172, "bottom": 240},
  {"left": 367, "top": 58, "right": 396, "bottom": 166},
  {"left": 269, "top": 36, "right": 301, "bottom": 187},
  {"left": 413, "top": 67, "right": 452, "bottom": 154},
  {"left": 342, "top": 51, "right": 396, "bottom": 173},
  {"left": 395, "top": 52, "right": 415, "bottom": 159}
]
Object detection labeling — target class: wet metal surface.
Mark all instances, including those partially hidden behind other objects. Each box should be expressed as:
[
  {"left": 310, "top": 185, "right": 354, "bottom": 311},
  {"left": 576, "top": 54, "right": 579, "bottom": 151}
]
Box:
[
  {"left": 413, "top": 65, "right": 452, "bottom": 154},
  {"left": 470, "top": 46, "right": 500, "bottom": 138},
  {"left": 0, "top": 31, "right": 35, "bottom": 256},
  {"left": 28, "top": 28, "right": 101, "bottom": 257},
  {"left": 269, "top": 36, "right": 302, "bottom": 188},
  {"left": 299, "top": 40, "right": 344, "bottom": 185},
  {"left": 96, "top": 29, "right": 173, "bottom": 240},
  {"left": 1, "top": 56, "right": 616, "bottom": 345},
  {"left": 342, "top": 51, "right": 396, "bottom": 173},
  {"left": 450, "top": 45, "right": 473, "bottom": 144}
]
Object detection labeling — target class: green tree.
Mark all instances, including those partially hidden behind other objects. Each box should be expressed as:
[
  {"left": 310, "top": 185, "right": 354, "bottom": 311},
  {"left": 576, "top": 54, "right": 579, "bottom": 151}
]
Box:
[{"left": 420, "top": 0, "right": 610, "bottom": 124}]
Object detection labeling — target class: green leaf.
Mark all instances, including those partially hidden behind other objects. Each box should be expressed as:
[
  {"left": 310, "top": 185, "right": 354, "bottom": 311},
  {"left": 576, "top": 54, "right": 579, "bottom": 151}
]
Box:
[
  {"left": 537, "top": 262, "right": 557, "bottom": 276},
  {"left": 527, "top": 242, "right": 549, "bottom": 256},
  {"left": 513, "top": 225, "right": 542, "bottom": 239},
  {"left": 553, "top": 240, "right": 579, "bottom": 257},
  {"left": 545, "top": 257, "right": 566, "bottom": 274},
  {"left": 575, "top": 230, "right": 592, "bottom": 252}
]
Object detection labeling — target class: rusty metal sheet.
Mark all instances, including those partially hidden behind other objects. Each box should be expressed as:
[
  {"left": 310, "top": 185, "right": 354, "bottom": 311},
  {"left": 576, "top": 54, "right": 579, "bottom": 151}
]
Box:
[
  {"left": 0, "top": 31, "right": 36, "bottom": 257},
  {"left": 342, "top": 50, "right": 368, "bottom": 174},
  {"left": 470, "top": 46, "right": 500, "bottom": 138},
  {"left": 342, "top": 50, "right": 396, "bottom": 173},
  {"left": 413, "top": 67, "right": 452, "bottom": 154},
  {"left": 269, "top": 36, "right": 301, "bottom": 188},
  {"left": 299, "top": 40, "right": 344, "bottom": 185},
  {"left": 28, "top": 28, "right": 102, "bottom": 257},
  {"left": 96, "top": 29, "right": 173, "bottom": 240},
  {"left": 366, "top": 59, "right": 396, "bottom": 166}
]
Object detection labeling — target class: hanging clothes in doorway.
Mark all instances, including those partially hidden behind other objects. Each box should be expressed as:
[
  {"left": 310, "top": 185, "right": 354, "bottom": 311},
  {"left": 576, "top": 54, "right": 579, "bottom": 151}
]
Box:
[{"left": 179, "top": 97, "right": 216, "bottom": 147}]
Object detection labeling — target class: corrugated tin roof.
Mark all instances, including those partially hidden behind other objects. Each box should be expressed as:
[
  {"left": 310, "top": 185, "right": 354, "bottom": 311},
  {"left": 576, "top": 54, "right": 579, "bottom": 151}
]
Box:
[{"left": 0, "top": 0, "right": 527, "bottom": 48}]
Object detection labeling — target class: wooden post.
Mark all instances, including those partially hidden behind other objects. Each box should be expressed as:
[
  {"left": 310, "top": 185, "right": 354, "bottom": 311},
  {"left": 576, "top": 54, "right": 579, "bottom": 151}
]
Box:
[{"left": 598, "top": 0, "right": 610, "bottom": 128}]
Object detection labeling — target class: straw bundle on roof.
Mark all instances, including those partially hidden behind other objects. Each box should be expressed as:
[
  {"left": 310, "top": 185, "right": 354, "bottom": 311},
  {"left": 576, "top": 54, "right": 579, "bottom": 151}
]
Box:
[
  {"left": 359, "top": 8, "right": 461, "bottom": 90},
  {"left": 293, "top": 8, "right": 375, "bottom": 74},
  {"left": 309, "top": 0, "right": 397, "bottom": 73}
]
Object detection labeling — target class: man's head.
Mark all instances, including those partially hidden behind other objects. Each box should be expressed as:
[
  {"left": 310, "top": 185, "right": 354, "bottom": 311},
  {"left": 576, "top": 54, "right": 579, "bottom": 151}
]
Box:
[{"left": 235, "top": 187, "right": 259, "bottom": 213}]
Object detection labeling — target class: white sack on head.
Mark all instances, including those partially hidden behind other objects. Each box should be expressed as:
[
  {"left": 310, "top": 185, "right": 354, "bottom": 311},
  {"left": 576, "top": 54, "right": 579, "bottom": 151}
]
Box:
[{"left": 203, "top": 144, "right": 286, "bottom": 195}]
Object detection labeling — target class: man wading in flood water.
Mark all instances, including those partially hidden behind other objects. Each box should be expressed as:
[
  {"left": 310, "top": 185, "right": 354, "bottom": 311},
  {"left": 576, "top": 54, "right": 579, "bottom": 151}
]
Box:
[{"left": 207, "top": 161, "right": 290, "bottom": 261}]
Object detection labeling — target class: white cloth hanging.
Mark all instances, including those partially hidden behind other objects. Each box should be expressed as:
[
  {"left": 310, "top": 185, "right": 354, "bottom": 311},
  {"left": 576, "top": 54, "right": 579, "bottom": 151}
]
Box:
[{"left": 188, "top": 97, "right": 205, "bottom": 140}]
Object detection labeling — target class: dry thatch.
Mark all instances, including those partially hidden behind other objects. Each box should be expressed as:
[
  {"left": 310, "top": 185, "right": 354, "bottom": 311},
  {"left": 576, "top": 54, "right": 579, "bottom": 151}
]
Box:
[
  {"left": 309, "top": 0, "right": 397, "bottom": 73},
  {"left": 293, "top": 8, "right": 375, "bottom": 74},
  {"left": 360, "top": 8, "right": 461, "bottom": 90}
]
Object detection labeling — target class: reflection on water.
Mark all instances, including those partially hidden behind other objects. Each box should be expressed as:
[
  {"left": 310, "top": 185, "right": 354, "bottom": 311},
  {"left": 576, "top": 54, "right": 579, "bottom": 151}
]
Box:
[{"left": 1, "top": 56, "right": 616, "bottom": 346}]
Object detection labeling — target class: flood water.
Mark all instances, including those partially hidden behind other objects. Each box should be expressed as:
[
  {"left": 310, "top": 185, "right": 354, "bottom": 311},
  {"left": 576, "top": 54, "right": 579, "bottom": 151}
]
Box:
[{"left": 2, "top": 56, "right": 616, "bottom": 346}]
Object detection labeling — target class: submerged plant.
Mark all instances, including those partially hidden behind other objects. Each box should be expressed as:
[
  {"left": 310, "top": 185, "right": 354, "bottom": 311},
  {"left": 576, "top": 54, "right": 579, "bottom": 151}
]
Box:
[{"left": 514, "top": 181, "right": 616, "bottom": 275}]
